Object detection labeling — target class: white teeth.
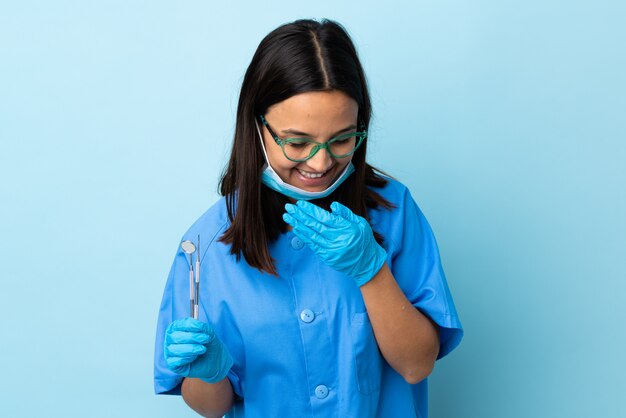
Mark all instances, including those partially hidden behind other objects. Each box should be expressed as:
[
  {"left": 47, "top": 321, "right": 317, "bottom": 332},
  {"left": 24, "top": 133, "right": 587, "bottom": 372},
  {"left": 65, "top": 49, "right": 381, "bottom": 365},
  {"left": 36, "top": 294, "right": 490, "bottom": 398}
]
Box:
[{"left": 298, "top": 169, "right": 326, "bottom": 179}]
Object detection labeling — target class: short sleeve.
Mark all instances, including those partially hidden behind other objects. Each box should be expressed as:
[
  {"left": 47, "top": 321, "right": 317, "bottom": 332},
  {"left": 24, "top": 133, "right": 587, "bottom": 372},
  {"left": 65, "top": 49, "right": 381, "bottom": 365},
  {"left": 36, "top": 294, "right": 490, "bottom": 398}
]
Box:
[
  {"left": 153, "top": 245, "right": 244, "bottom": 397},
  {"left": 387, "top": 188, "right": 463, "bottom": 360}
]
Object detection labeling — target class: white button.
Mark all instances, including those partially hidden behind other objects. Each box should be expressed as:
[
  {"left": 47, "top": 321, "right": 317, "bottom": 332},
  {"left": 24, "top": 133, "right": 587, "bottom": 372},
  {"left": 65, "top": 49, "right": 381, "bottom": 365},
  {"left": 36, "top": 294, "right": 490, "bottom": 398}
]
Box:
[
  {"left": 300, "top": 309, "right": 315, "bottom": 323},
  {"left": 315, "top": 385, "right": 329, "bottom": 399}
]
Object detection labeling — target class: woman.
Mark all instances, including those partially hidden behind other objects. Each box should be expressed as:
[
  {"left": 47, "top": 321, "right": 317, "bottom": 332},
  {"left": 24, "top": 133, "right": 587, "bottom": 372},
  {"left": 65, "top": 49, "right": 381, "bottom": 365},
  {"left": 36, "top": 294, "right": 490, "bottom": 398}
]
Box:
[{"left": 154, "top": 18, "right": 463, "bottom": 418}]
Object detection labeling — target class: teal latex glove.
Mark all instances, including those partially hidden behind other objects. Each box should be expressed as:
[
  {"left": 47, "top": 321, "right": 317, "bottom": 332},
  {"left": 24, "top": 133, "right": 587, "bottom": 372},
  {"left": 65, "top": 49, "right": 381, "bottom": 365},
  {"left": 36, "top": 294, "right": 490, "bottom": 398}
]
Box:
[
  {"left": 164, "top": 317, "right": 233, "bottom": 383},
  {"left": 283, "top": 200, "right": 387, "bottom": 287}
]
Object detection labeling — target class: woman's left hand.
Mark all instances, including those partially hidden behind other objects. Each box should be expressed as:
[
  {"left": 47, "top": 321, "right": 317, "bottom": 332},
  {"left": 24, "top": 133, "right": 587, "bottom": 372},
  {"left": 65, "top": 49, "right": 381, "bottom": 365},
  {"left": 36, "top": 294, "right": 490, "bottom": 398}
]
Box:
[{"left": 283, "top": 200, "right": 387, "bottom": 287}]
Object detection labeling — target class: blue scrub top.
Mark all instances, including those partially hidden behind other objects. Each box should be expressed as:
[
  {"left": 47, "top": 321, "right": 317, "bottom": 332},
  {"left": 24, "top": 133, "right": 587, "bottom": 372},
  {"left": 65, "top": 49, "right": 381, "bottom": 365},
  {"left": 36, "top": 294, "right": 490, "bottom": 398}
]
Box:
[{"left": 154, "top": 177, "right": 463, "bottom": 418}]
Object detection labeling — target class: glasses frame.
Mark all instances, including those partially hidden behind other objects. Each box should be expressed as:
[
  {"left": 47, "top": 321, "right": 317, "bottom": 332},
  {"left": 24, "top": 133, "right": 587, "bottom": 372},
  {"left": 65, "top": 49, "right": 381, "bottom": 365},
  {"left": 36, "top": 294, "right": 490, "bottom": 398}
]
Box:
[{"left": 259, "top": 114, "right": 367, "bottom": 162}]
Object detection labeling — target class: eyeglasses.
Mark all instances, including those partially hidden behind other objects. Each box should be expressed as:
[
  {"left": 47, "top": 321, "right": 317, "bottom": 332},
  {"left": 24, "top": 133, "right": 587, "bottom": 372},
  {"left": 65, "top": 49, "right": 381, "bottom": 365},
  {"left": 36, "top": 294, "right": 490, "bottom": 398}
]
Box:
[{"left": 259, "top": 114, "right": 367, "bottom": 162}]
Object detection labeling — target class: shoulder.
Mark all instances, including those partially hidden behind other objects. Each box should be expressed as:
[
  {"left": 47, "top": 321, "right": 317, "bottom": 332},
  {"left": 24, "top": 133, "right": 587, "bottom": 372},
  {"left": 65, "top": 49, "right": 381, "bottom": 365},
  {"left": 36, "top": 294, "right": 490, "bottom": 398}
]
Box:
[
  {"left": 368, "top": 174, "right": 413, "bottom": 207},
  {"left": 179, "top": 196, "right": 231, "bottom": 249},
  {"left": 367, "top": 174, "right": 430, "bottom": 248},
  {"left": 368, "top": 174, "right": 419, "bottom": 223}
]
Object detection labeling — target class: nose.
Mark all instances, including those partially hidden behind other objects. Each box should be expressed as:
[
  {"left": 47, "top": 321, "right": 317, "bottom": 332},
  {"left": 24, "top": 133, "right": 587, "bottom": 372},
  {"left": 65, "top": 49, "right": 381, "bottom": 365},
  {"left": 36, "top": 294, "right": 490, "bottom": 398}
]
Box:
[{"left": 304, "top": 146, "right": 334, "bottom": 173}]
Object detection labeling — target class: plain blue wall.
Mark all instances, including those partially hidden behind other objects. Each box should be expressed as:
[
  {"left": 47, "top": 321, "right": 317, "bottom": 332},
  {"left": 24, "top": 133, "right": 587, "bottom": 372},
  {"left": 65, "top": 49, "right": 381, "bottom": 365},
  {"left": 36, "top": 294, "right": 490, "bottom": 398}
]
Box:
[{"left": 1, "top": 1, "right": 624, "bottom": 417}]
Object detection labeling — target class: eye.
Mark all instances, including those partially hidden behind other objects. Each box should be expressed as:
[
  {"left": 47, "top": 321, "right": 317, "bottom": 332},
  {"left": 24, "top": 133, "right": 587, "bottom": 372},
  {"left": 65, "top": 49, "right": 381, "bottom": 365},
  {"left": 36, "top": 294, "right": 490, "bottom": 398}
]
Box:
[
  {"left": 286, "top": 142, "right": 308, "bottom": 148},
  {"left": 331, "top": 134, "right": 357, "bottom": 144},
  {"left": 285, "top": 138, "right": 313, "bottom": 147}
]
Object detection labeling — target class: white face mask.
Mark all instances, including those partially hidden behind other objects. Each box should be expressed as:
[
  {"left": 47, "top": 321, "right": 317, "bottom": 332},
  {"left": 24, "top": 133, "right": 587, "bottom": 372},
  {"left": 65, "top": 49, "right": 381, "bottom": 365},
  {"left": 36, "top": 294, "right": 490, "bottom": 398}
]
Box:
[{"left": 255, "top": 122, "right": 355, "bottom": 201}]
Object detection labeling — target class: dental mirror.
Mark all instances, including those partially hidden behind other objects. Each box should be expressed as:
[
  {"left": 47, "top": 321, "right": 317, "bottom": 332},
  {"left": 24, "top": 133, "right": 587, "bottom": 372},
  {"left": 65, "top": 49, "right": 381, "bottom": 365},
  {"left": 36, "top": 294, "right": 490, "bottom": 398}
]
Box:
[{"left": 181, "top": 240, "right": 196, "bottom": 254}]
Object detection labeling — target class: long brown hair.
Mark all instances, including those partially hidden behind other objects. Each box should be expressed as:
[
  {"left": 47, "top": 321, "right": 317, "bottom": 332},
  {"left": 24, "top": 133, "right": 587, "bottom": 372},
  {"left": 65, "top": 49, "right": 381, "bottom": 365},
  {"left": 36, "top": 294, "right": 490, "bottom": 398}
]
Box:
[{"left": 218, "top": 18, "right": 394, "bottom": 276}]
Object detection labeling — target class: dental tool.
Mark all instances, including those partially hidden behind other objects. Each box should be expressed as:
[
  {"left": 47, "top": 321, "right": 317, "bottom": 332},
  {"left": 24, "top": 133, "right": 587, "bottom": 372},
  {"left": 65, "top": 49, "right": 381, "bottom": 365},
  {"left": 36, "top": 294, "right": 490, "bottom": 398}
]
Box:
[
  {"left": 180, "top": 240, "right": 197, "bottom": 318},
  {"left": 194, "top": 235, "right": 200, "bottom": 319}
]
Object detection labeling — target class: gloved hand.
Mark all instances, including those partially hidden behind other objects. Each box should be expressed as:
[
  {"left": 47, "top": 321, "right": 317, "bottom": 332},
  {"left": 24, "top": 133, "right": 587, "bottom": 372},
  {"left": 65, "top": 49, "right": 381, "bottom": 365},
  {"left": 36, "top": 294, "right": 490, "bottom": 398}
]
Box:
[
  {"left": 164, "top": 317, "right": 233, "bottom": 383},
  {"left": 282, "top": 200, "right": 387, "bottom": 287}
]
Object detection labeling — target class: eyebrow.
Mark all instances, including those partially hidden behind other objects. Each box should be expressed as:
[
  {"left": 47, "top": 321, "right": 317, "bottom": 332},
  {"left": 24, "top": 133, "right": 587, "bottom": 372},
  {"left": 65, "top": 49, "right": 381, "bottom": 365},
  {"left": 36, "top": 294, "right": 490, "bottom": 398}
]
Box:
[{"left": 280, "top": 124, "right": 357, "bottom": 138}]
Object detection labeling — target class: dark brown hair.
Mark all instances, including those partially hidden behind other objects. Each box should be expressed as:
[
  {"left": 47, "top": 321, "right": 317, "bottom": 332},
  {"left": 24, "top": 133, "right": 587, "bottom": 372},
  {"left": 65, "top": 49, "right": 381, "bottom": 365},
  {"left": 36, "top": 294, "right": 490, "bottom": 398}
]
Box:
[{"left": 219, "top": 18, "right": 394, "bottom": 276}]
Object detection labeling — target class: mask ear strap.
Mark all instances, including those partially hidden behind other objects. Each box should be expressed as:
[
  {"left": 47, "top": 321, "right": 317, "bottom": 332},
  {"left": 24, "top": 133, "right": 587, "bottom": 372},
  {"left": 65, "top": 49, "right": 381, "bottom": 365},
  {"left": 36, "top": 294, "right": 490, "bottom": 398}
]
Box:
[{"left": 255, "top": 120, "right": 273, "bottom": 168}]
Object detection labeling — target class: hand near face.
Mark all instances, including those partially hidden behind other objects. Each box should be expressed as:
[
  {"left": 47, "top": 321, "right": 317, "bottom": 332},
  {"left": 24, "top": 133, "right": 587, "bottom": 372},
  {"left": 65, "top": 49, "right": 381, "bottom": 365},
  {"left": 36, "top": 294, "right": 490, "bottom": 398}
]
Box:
[{"left": 283, "top": 200, "right": 387, "bottom": 287}]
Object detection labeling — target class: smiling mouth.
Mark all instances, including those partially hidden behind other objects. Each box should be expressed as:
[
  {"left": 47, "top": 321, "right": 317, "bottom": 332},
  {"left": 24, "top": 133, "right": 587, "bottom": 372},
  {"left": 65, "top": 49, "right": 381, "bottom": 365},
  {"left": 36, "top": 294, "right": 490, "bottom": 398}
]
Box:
[{"left": 297, "top": 168, "right": 330, "bottom": 179}]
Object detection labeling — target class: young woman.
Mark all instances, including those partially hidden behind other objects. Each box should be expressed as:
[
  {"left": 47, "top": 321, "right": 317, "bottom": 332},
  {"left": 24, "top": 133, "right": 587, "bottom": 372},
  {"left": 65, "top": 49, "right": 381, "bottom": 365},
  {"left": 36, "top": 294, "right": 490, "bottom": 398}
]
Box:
[{"left": 154, "top": 18, "right": 463, "bottom": 418}]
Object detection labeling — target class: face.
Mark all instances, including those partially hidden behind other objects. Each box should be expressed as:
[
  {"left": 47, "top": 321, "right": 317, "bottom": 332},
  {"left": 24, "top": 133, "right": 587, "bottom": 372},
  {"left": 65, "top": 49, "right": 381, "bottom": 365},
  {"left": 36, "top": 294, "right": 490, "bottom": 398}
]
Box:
[{"left": 259, "top": 90, "right": 359, "bottom": 192}]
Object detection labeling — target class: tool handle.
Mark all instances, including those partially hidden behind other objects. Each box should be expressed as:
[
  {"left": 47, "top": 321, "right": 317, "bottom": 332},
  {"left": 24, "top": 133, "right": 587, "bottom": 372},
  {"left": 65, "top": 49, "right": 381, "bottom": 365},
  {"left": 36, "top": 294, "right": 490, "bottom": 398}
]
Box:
[{"left": 189, "top": 269, "right": 195, "bottom": 317}]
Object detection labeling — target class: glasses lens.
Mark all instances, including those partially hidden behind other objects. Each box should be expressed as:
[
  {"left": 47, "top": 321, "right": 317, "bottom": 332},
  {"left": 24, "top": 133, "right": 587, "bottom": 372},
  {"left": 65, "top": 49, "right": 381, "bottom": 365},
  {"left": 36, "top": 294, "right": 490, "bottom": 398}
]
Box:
[
  {"left": 283, "top": 140, "right": 317, "bottom": 161},
  {"left": 328, "top": 134, "right": 359, "bottom": 158}
]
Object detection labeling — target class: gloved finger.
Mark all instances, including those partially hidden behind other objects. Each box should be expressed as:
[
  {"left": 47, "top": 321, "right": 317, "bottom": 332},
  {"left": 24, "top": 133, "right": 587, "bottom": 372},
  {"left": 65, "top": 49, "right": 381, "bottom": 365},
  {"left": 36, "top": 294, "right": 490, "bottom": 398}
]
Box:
[
  {"left": 167, "top": 330, "right": 212, "bottom": 345},
  {"left": 292, "top": 221, "right": 331, "bottom": 250},
  {"left": 330, "top": 201, "right": 360, "bottom": 223},
  {"left": 293, "top": 200, "right": 343, "bottom": 228},
  {"left": 167, "top": 317, "right": 211, "bottom": 334},
  {"left": 282, "top": 212, "right": 296, "bottom": 227},
  {"left": 292, "top": 227, "right": 324, "bottom": 253},
  {"left": 284, "top": 205, "right": 323, "bottom": 232},
  {"left": 287, "top": 206, "right": 334, "bottom": 236},
  {"left": 283, "top": 213, "right": 322, "bottom": 244},
  {"left": 166, "top": 355, "right": 196, "bottom": 370},
  {"left": 288, "top": 203, "right": 352, "bottom": 240},
  {"left": 284, "top": 211, "right": 332, "bottom": 249},
  {"left": 166, "top": 343, "right": 208, "bottom": 358}
]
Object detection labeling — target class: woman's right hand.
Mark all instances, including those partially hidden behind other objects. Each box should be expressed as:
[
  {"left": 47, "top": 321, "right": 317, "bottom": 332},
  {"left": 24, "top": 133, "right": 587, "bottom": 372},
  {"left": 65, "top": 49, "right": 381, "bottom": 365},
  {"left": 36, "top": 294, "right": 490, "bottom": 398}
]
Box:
[{"left": 164, "top": 318, "right": 234, "bottom": 384}]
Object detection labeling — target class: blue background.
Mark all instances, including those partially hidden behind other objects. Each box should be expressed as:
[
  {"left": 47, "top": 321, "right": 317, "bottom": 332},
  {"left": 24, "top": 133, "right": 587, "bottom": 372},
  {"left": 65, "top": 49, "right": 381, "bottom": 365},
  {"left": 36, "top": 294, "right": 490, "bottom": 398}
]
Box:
[{"left": 1, "top": 1, "right": 624, "bottom": 417}]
